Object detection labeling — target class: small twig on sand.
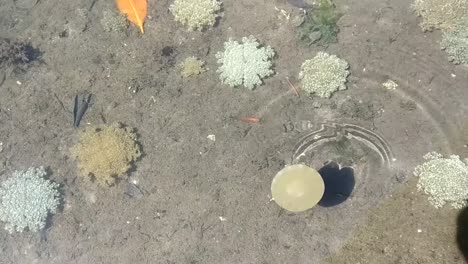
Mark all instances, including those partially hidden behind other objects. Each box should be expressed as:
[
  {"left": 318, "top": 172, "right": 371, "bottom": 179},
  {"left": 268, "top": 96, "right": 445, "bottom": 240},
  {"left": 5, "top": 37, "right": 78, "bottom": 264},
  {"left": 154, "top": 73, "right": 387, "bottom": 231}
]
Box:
[
  {"left": 286, "top": 77, "right": 299, "bottom": 96},
  {"left": 240, "top": 117, "right": 261, "bottom": 123}
]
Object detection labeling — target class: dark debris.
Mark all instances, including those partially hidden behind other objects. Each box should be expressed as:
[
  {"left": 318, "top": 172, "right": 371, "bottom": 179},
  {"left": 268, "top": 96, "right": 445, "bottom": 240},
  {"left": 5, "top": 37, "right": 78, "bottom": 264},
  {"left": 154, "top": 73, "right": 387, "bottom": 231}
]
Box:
[{"left": 0, "top": 38, "right": 42, "bottom": 68}]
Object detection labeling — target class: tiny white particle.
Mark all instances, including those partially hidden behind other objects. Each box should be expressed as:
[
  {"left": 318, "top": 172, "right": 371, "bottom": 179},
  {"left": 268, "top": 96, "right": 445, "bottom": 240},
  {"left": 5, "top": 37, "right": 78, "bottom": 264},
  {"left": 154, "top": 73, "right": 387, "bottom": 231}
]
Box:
[
  {"left": 417, "top": 229, "right": 422, "bottom": 233},
  {"left": 219, "top": 216, "right": 226, "bottom": 221},
  {"left": 126, "top": 221, "right": 130, "bottom": 224},
  {"left": 382, "top": 79, "right": 398, "bottom": 90},
  {"left": 16, "top": 81, "right": 21, "bottom": 85},
  {"left": 207, "top": 135, "right": 216, "bottom": 141},
  {"left": 451, "top": 73, "right": 456, "bottom": 78}
]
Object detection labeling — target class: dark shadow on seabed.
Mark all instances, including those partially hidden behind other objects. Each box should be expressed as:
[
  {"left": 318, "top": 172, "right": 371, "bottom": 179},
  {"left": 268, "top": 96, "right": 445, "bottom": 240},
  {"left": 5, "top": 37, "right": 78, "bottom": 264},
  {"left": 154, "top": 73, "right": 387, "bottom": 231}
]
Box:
[
  {"left": 317, "top": 161, "right": 355, "bottom": 207},
  {"left": 457, "top": 206, "right": 468, "bottom": 262}
]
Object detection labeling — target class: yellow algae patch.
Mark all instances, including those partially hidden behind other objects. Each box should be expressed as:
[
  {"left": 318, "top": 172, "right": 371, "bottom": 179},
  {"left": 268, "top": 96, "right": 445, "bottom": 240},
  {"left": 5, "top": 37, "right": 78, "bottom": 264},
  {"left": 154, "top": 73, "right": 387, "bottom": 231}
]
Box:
[
  {"left": 71, "top": 123, "right": 141, "bottom": 186},
  {"left": 179, "top": 56, "right": 206, "bottom": 78}
]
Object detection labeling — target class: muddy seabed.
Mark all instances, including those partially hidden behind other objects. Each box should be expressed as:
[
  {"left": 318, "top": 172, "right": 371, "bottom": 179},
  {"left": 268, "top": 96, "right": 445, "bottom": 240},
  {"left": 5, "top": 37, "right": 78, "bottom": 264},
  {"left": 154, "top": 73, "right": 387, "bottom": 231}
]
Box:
[{"left": 1, "top": 0, "right": 468, "bottom": 263}]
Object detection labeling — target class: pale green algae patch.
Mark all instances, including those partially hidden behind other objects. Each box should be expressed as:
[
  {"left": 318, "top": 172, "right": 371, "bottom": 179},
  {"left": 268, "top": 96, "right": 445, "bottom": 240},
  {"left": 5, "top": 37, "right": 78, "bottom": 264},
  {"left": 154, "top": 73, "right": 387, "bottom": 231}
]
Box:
[
  {"left": 441, "top": 27, "right": 468, "bottom": 64},
  {"left": 414, "top": 152, "right": 468, "bottom": 209},
  {"left": 170, "top": 0, "right": 222, "bottom": 31},
  {"left": 216, "top": 36, "right": 275, "bottom": 90},
  {"left": 0, "top": 167, "right": 60, "bottom": 233},
  {"left": 299, "top": 51, "right": 349, "bottom": 98}
]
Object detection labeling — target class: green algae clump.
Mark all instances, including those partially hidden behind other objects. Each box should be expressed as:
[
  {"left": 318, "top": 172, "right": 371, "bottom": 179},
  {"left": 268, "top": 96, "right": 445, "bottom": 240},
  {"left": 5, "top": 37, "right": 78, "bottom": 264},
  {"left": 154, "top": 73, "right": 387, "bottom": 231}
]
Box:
[
  {"left": 298, "top": 0, "right": 341, "bottom": 45},
  {"left": 271, "top": 164, "right": 325, "bottom": 212},
  {"left": 71, "top": 123, "right": 141, "bottom": 186}
]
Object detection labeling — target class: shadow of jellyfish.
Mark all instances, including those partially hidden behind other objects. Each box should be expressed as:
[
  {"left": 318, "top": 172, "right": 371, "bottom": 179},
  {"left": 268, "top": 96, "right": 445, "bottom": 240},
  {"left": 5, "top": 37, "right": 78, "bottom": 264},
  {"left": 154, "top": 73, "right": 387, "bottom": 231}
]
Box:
[
  {"left": 318, "top": 161, "right": 355, "bottom": 207},
  {"left": 457, "top": 206, "right": 468, "bottom": 262}
]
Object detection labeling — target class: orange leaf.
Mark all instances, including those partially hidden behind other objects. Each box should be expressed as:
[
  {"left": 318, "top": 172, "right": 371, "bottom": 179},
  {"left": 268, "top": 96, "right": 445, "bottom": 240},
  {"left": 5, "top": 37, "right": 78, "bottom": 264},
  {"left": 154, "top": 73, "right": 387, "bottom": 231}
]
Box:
[{"left": 116, "top": 0, "right": 147, "bottom": 33}]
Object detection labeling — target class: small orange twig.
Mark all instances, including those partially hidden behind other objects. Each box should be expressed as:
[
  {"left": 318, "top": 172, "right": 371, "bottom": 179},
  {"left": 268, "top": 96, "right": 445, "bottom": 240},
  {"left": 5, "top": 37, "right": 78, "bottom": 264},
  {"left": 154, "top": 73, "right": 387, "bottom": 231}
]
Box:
[
  {"left": 286, "top": 77, "right": 299, "bottom": 97},
  {"left": 240, "top": 117, "right": 261, "bottom": 123}
]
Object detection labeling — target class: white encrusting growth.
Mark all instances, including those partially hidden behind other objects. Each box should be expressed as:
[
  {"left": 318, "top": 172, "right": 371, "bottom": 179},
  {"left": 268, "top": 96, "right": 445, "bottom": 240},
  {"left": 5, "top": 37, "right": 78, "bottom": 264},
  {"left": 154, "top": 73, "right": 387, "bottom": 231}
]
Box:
[{"left": 414, "top": 152, "right": 468, "bottom": 209}]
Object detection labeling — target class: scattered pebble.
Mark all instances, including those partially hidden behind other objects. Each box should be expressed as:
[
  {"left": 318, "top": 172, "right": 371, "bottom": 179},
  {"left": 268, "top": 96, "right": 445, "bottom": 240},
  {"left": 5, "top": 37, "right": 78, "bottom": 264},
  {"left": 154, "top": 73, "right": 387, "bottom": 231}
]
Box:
[
  {"left": 312, "top": 101, "right": 322, "bottom": 108},
  {"left": 382, "top": 79, "right": 398, "bottom": 90}
]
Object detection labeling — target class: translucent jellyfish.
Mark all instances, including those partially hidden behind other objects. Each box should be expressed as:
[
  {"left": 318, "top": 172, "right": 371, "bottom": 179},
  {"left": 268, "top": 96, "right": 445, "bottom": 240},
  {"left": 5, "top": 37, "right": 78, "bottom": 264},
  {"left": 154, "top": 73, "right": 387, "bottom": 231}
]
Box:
[{"left": 271, "top": 164, "right": 325, "bottom": 212}]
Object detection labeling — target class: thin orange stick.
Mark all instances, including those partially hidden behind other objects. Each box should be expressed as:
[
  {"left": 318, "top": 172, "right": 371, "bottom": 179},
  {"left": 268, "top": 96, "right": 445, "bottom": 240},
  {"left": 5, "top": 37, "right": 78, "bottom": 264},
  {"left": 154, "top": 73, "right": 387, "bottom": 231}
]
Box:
[
  {"left": 286, "top": 77, "right": 299, "bottom": 97},
  {"left": 240, "top": 117, "right": 261, "bottom": 123}
]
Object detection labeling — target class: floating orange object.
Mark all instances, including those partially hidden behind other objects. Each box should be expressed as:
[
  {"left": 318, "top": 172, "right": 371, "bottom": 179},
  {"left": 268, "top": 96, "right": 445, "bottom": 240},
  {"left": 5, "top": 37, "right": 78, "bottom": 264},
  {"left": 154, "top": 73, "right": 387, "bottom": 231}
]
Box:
[
  {"left": 116, "top": 0, "right": 147, "bottom": 33},
  {"left": 240, "top": 117, "right": 260, "bottom": 123}
]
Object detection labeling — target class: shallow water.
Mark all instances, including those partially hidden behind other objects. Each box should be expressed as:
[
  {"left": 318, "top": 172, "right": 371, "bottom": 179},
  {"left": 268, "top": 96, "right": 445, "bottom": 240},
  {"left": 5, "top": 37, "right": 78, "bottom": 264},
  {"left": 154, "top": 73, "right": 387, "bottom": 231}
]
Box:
[{"left": 0, "top": 0, "right": 467, "bottom": 263}]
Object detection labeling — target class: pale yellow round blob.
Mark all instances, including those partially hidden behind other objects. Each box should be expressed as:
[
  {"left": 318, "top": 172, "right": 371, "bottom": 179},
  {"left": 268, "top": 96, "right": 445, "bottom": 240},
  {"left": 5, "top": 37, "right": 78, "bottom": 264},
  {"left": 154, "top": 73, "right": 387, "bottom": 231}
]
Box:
[{"left": 271, "top": 164, "right": 325, "bottom": 212}]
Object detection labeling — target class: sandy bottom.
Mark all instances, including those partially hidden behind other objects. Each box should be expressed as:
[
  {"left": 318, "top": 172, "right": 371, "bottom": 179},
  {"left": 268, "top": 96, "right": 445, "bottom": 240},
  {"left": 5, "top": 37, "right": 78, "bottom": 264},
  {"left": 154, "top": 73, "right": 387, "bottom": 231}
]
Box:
[{"left": 0, "top": 0, "right": 467, "bottom": 263}]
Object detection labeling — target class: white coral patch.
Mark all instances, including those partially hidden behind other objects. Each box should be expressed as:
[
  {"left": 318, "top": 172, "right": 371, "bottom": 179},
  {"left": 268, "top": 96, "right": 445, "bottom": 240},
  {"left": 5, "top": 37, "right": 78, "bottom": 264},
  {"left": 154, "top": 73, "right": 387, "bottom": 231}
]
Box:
[
  {"left": 414, "top": 152, "right": 468, "bottom": 209},
  {"left": 216, "top": 36, "right": 275, "bottom": 90},
  {"left": 299, "top": 52, "right": 349, "bottom": 98},
  {"left": 0, "top": 167, "right": 60, "bottom": 233}
]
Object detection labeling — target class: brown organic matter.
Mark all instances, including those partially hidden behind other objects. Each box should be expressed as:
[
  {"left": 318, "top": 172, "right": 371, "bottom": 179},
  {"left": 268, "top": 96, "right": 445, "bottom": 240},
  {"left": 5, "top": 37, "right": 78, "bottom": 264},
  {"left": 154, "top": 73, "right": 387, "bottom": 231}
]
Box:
[
  {"left": 71, "top": 123, "right": 141, "bottom": 186},
  {"left": 0, "top": 38, "right": 41, "bottom": 68}
]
